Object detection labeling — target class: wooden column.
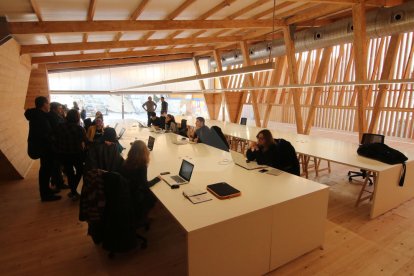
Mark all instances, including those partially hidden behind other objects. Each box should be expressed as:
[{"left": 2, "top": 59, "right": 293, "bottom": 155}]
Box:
[
  {"left": 367, "top": 34, "right": 401, "bottom": 133},
  {"left": 352, "top": 1, "right": 368, "bottom": 140},
  {"left": 304, "top": 46, "right": 333, "bottom": 134},
  {"left": 262, "top": 57, "right": 286, "bottom": 127},
  {"left": 283, "top": 25, "right": 304, "bottom": 134},
  {"left": 25, "top": 64, "right": 50, "bottom": 109},
  {"left": 240, "top": 41, "right": 261, "bottom": 127}
]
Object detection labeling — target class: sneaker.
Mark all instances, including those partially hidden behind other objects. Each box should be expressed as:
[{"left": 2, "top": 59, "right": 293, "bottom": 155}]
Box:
[{"left": 41, "top": 195, "right": 62, "bottom": 202}]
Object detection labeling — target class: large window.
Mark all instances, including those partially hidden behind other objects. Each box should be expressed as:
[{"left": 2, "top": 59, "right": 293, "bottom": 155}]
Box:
[{"left": 49, "top": 59, "right": 210, "bottom": 122}]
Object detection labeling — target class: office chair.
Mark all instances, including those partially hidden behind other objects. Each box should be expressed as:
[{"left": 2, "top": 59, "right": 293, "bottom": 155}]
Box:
[
  {"left": 348, "top": 133, "right": 385, "bottom": 185},
  {"left": 178, "top": 119, "right": 187, "bottom": 137},
  {"left": 240, "top": 117, "right": 247, "bottom": 125}
]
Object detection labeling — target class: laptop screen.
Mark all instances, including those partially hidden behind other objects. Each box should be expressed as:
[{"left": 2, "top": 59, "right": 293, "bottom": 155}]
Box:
[
  {"left": 148, "top": 136, "right": 155, "bottom": 150},
  {"left": 179, "top": 160, "right": 194, "bottom": 181},
  {"left": 117, "top": 128, "right": 126, "bottom": 139}
]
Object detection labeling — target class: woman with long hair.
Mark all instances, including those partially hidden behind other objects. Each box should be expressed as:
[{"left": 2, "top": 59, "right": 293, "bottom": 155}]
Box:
[
  {"left": 121, "top": 140, "right": 160, "bottom": 217},
  {"left": 246, "top": 129, "right": 300, "bottom": 176}
]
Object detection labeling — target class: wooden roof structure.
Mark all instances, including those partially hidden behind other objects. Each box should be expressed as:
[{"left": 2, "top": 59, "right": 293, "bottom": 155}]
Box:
[{"left": 1, "top": 0, "right": 405, "bottom": 70}]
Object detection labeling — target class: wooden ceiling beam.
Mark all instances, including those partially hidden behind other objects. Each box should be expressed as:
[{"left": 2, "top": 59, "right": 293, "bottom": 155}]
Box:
[
  {"left": 284, "top": 0, "right": 384, "bottom": 6},
  {"left": 29, "top": 0, "right": 43, "bottom": 21},
  {"left": 46, "top": 53, "right": 193, "bottom": 71},
  {"left": 21, "top": 35, "right": 243, "bottom": 54},
  {"left": 31, "top": 46, "right": 213, "bottom": 64},
  {"left": 87, "top": 0, "right": 97, "bottom": 21},
  {"left": 252, "top": 2, "right": 292, "bottom": 19},
  {"left": 130, "top": 0, "right": 150, "bottom": 20},
  {"left": 286, "top": 4, "right": 348, "bottom": 25},
  {"left": 9, "top": 20, "right": 281, "bottom": 34},
  {"left": 199, "top": 0, "right": 238, "bottom": 20}
]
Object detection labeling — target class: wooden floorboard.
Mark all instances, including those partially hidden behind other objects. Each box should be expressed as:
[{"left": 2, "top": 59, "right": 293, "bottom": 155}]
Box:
[{"left": 1, "top": 133, "right": 414, "bottom": 275}]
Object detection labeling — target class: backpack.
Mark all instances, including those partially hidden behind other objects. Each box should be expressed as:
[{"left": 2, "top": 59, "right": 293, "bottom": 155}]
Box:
[{"left": 357, "top": 143, "right": 408, "bottom": 186}]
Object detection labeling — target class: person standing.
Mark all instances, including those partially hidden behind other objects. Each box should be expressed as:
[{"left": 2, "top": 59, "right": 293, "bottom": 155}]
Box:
[
  {"left": 25, "top": 96, "right": 62, "bottom": 202},
  {"left": 142, "top": 96, "right": 157, "bottom": 127},
  {"left": 160, "top": 96, "right": 168, "bottom": 116},
  {"left": 56, "top": 109, "right": 88, "bottom": 201}
]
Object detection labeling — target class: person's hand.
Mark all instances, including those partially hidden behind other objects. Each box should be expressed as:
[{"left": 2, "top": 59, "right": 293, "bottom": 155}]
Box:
[{"left": 249, "top": 142, "right": 258, "bottom": 151}]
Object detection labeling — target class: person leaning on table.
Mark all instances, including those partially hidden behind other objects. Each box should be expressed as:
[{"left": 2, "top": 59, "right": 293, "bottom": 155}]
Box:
[
  {"left": 187, "top": 117, "right": 210, "bottom": 143},
  {"left": 246, "top": 129, "right": 300, "bottom": 176}
]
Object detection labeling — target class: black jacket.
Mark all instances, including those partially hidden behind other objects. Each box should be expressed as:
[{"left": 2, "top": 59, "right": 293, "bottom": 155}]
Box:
[
  {"left": 24, "top": 108, "right": 53, "bottom": 158},
  {"left": 246, "top": 139, "right": 300, "bottom": 176}
]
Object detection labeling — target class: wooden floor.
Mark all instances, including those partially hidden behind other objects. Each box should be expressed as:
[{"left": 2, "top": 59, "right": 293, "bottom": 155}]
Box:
[{"left": 1, "top": 134, "right": 414, "bottom": 275}]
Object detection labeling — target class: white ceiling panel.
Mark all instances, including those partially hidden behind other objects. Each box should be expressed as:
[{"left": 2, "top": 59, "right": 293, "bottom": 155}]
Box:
[
  {"left": 87, "top": 32, "right": 118, "bottom": 42},
  {"left": 148, "top": 31, "right": 173, "bottom": 40},
  {"left": 5, "top": 14, "right": 39, "bottom": 22},
  {"left": 50, "top": 34, "right": 83, "bottom": 43},
  {"left": 154, "top": 46, "right": 170, "bottom": 50},
  {"left": 236, "top": 1, "right": 275, "bottom": 19},
  {"left": 55, "top": 51, "right": 82, "bottom": 56},
  {"left": 119, "top": 31, "right": 147, "bottom": 41},
  {"left": 132, "top": 47, "right": 150, "bottom": 51},
  {"left": 37, "top": 0, "right": 89, "bottom": 21},
  {"left": 13, "top": 34, "right": 49, "bottom": 45},
  {"left": 94, "top": 0, "right": 141, "bottom": 20},
  {"left": 173, "top": 30, "right": 198, "bottom": 39},
  {"left": 175, "top": 0, "right": 232, "bottom": 20},
  {"left": 83, "top": 49, "right": 106, "bottom": 54},
  {"left": 139, "top": 0, "right": 192, "bottom": 20},
  {"left": 31, "top": 53, "right": 54, "bottom": 57},
  {"left": 108, "top": 48, "right": 130, "bottom": 53}
]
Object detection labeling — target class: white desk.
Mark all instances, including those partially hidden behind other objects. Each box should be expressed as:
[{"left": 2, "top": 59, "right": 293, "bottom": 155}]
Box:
[
  {"left": 120, "top": 122, "right": 329, "bottom": 276},
  {"left": 178, "top": 117, "right": 414, "bottom": 219}
]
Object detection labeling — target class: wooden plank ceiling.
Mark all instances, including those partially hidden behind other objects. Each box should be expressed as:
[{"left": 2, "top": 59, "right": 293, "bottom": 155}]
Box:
[{"left": 0, "top": 0, "right": 400, "bottom": 70}]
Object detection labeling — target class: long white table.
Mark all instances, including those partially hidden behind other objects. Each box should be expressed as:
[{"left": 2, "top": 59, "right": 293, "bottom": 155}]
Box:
[
  {"left": 119, "top": 121, "right": 329, "bottom": 276},
  {"left": 177, "top": 117, "right": 414, "bottom": 219}
]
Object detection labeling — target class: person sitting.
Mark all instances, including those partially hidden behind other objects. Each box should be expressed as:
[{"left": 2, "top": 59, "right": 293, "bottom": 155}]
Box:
[
  {"left": 86, "top": 117, "right": 104, "bottom": 143},
  {"left": 187, "top": 117, "right": 209, "bottom": 143},
  {"left": 208, "top": 126, "right": 230, "bottom": 151},
  {"left": 121, "top": 140, "right": 160, "bottom": 221},
  {"left": 149, "top": 112, "right": 161, "bottom": 128},
  {"left": 85, "top": 127, "right": 124, "bottom": 173},
  {"left": 165, "top": 114, "right": 178, "bottom": 133},
  {"left": 159, "top": 112, "right": 167, "bottom": 129},
  {"left": 246, "top": 129, "right": 300, "bottom": 176}
]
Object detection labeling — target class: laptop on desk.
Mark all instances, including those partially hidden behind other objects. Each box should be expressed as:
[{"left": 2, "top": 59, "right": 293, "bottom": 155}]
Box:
[
  {"left": 117, "top": 128, "right": 126, "bottom": 140},
  {"left": 230, "top": 150, "right": 267, "bottom": 170},
  {"left": 162, "top": 159, "right": 194, "bottom": 186}
]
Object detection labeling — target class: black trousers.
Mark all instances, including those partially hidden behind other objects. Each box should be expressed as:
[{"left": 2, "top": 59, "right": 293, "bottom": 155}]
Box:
[
  {"left": 39, "top": 154, "right": 55, "bottom": 199},
  {"left": 60, "top": 153, "right": 84, "bottom": 194},
  {"left": 147, "top": 111, "right": 152, "bottom": 127}
]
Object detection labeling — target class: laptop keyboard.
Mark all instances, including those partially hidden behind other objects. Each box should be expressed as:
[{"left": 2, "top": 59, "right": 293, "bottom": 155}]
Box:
[{"left": 171, "top": 175, "right": 185, "bottom": 183}]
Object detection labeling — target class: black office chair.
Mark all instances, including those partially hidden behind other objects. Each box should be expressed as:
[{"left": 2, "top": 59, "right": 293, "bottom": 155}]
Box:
[
  {"left": 179, "top": 119, "right": 188, "bottom": 137},
  {"left": 240, "top": 117, "right": 247, "bottom": 125},
  {"left": 348, "top": 133, "right": 385, "bottom": 185}
]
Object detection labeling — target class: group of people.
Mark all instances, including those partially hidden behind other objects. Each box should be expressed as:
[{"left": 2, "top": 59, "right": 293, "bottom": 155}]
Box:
[{"left": 25, "top": 96, "right": 159, "bottom": 205}]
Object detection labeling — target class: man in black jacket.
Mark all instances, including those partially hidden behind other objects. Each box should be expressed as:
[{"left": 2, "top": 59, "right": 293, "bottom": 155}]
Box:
[{"left": 25, "top": 96, "right": 62, "bottom": 202}]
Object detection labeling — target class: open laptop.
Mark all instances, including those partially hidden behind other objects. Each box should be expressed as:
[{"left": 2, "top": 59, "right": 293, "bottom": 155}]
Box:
[
  {"left": 113, "top": 123, "right": 119, "bottom": 131},
  {"left": 138, "top": 121, "right": 148, "bottom": 128},
  {"left": 147, "top": 136, "right": 155, "bottom": 151},
  {"left": 168, "top": 134, "right": 188, "bottom": 145},
  {"left": 117, "top": 128, "right": 126, "bottom": 140},
  {"left": 162, "top": 159, "right": 194, "bottom": 186},
  {"left": 230, "top": 150, "right": 267, "bottom": 170}
]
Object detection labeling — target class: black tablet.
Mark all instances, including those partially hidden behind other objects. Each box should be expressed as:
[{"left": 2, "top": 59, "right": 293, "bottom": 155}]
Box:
[{"left": 207, "top": 182, "right": 241, "bottom": 199}]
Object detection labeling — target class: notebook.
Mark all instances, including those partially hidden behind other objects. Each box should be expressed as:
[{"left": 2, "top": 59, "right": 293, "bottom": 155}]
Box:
[
  {"left": 162, "top": 159, "right": 194, "bottom": 186},
  {"left": 230, "top": 150, "right": 267, "bottom": 170},
  {"left": 147, "top": 136, "right": 155, "bottom": 151},
  {"left": 207, "top": 182, "right": 241, "bottom": 199},
  {"left": 117, "top": 128, "right": 126, "bottom": 140}
]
